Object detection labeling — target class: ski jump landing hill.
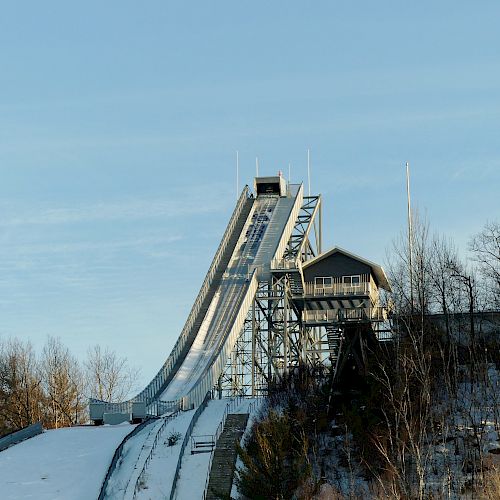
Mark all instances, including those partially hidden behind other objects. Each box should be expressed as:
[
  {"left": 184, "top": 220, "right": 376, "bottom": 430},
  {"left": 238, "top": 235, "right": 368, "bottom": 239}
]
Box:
[{"left": 91, "top": 175, "right": 303, "bottom": 421}]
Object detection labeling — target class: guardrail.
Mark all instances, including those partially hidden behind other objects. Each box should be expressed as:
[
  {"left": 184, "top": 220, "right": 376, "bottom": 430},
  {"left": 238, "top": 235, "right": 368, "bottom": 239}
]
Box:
[
  {"left": 98, "top": 418, "right": 158, "bottom": 500},
  {"left": 137, "top": 187, "right": 252, "bottom": 407},
  {"left": 270, "top": 257, "right": 300, "bottom": 270},
  {"left": 89, "top": 398, "right": 180, "bottom": 421},
  {"left": 169, "top": 391, "right": 212, "bottom": 500},
  {"left": 304, "top": 278, "right": 371, "bottom": 297},
  {"left": 0, "top": 422, "right": 43, "bottom": 452},
  {"left": 181, "top": 271, "right": 259, "bottom": 409},
  {"left": 271, "top": 184, "right": 304, "bottom": 266},
  {"left": 132, "top": 408, "right": 181, "bottom": 498},
  {"left": 93, "top": 187, "right": 252, "bottom": 416}
]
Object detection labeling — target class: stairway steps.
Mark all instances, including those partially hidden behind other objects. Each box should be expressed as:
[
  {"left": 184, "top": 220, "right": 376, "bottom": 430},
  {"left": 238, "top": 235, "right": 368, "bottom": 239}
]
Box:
[{"left": 205, "top": 414, "right": 249, "bottom": 500}]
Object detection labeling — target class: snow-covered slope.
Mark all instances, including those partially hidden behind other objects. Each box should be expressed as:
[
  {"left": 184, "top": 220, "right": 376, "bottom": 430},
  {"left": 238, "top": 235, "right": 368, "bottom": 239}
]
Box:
[{"left": 0, "top": 424, "right": 136, "bottom": 500}]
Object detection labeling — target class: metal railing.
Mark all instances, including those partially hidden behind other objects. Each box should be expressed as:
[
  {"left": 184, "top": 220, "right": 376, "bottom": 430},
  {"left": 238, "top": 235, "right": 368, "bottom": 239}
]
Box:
[
  {"left": 169, "top": 391, "right": 212, "bottom": 500},
  {"left": 180, "top": 271, "right": 259, "bottom": 410},
  {"left": 201, "top": 396, "right": 262, "bottom": 500},
  {"left": 96, "top": 188, "right": 252, "bottom": 416},
  {"left": 98, "top": 418, "right": 158, "bottom": 500},
  {"left": 270, "top": 257, "right": 300, "bottom": 270},
  {"left": 303, "top": 307, "right": 386, "bottom": 323},
  {"left": 132, "top": 408, "right": 181, "bottom": 498},
  {"left": 271, "top": 184, "right": 304, "bottom": 266},
  {"left": 138, "top": 187, "right": 252, "bottom": 406}
]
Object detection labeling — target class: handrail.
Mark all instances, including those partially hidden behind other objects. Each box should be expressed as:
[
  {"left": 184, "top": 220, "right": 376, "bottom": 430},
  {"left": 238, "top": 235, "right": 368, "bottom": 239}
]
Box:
[
  {"left": 201, "top": 396, "right": 262, "bottom": 499},
  {"left": 96, "top": 187, "right": 252, "bottom": 415},
  {"left": 138, "top": 186, "right": 252, "bottom": 406},
  {"left": 169, "top": 391, "right": 212, "bottom": 500},
  {"left": 180, "top": 271, "right": 259, "bottom": 409},
  {"left": 132, "top": 408, "right": 181, "bottom": 498},
  {"left": 98, "top": 418, "right": 158, "bottom": 500}
]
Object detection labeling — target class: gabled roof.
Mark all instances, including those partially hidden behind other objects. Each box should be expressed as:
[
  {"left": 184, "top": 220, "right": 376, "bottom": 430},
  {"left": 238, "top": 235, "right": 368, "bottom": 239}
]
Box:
[{"left": 302, "top": 246, "right": 392, "bottom": 292}]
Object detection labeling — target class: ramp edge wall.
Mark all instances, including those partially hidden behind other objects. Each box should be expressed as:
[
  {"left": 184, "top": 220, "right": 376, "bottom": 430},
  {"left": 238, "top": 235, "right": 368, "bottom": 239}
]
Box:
[
  {"left": 91, "top": 187, "right": 254, "bottom": 419},
  {"left": 139, "top": 186, "right": 254, "bottom": 406},
  {"left": 182, "top": 271, "right": 259, "bottom": 409},
  {"left": 0, "top": 422, "right": 43, "bottom": 452},
  {"left": 98, "top": 418, "right": 158, "bottom": 500},
  {"left": 271, "top": 184, "right": 304, "bottom": 266}
]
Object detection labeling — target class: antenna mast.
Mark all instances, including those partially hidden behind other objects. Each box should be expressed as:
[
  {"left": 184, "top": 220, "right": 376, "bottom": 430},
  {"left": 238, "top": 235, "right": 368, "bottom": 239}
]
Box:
[
  {"left": 307, "top": 148, "right": 311, "bottom": 196},
  {"left": 236, "top": 151, "right": 239, "bottom": 200},
  {"left": 256, "top": 157, "right": 259, "bottom": 177},
  {"left": 406, "top": 161, "right": 414, "bottom": 312}
]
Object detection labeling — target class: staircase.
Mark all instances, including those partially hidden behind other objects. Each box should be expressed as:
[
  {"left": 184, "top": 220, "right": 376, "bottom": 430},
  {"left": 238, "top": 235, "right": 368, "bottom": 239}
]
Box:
[
  {"left": 289, "top": 270, "right": 304, "bottom": 296},
  {"left": 205, "top": 413, "right": 249, "bottom": 500},
  {"left": 326, "top": 326, "right": 342, "bottom": 363}
]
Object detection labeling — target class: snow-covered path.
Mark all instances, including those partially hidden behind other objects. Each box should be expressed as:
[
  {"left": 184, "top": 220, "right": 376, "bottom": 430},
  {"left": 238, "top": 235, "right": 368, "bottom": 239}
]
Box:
[
  {"left": 131, "top": 410, "right": 194, "bottom": 500},
  {"left": 0, "top": 424, "right": 135, "bottom": 500},
  {"left": 174, "top": 400, "right": 228, "bottom": 499},
  {"left": 175, "top": 398, "right": 260, "bottom": 499}
]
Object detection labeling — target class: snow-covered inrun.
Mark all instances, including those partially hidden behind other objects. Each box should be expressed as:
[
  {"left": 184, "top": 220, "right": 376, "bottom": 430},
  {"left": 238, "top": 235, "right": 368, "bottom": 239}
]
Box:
[
  {"left": 0, "top": 424, "right": 135, "bottom": 500},
  {"left": 159, "top": 195, "right": 287, "bottom": 402}
]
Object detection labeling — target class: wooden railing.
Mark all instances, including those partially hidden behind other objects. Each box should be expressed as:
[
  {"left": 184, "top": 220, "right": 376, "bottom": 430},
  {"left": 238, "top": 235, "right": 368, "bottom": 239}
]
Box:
[
  {"left": 270, "top": 257, "right": 300, "bottom": 270},
  {"left": 303, "top": 307, "right": 386, "bottom": 323},
  {"left": 304, "top": 275, "right": 372, "bottom": 297}
]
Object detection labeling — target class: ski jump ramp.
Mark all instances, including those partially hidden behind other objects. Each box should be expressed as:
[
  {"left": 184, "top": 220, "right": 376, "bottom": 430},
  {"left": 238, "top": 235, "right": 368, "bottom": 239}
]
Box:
[{"left": 91, "top": 176, "right": 303, "bottom": 419}]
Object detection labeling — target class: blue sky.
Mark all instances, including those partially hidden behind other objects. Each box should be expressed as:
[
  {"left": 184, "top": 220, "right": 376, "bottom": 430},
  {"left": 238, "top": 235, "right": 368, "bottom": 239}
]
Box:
[{"left": 1, "top": 2, "right": 499, "bottom": 388}]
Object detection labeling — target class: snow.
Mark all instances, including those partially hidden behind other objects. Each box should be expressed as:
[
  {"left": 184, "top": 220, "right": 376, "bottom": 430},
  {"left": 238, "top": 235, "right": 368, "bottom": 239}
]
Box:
[
  {"left": 0, "top": 424, "right": 135, "bottom": 500},
  {"left": 175, "top": 398, "right": 260, "bottom": 500},
  {"left": 174, "top": 399, "right": 229, "bottom": 499},
  {"left": 128, "top": 410, "right": 194, "bottom": 499},
  {"left": 104, "top": 419, "right": 163, "bottom": 498},
  {"left": 126, "top": 398, "right": 261, "bottom": 500}
]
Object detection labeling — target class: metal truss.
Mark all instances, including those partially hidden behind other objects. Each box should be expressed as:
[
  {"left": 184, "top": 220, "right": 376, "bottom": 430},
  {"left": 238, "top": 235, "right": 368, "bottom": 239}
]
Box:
[
  {"left": 218, "top": 276, "right": 305, "bottom": 397},
  {"left": 217, "top": 195, "right": 324, "bottom": 398},
  {"left": 216, "top": 191, "right": 385, "bottom": 398},
  {"left": 282, "top": 195, "right": 322, "bottom": 263}
]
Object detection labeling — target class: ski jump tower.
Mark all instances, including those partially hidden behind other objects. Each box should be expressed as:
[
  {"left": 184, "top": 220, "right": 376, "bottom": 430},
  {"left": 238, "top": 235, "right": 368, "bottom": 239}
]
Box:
[{"left": 90, "top": 175, "right": 391, "bottom": 422}]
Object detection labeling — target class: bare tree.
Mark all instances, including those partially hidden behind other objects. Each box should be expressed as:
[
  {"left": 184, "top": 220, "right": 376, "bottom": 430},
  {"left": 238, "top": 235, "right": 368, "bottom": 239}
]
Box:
[
  {"left": 41, "top": 337, "right": 86, "bottom": 428},
  {"left": 84, "top": 345, "right": 139, "bottom": 402},
  {"left": 469, "top": 221, "right": 500, "bottom": 309},
  {"left": 0, "top": 339, "right": 45, "bottom": 432}
]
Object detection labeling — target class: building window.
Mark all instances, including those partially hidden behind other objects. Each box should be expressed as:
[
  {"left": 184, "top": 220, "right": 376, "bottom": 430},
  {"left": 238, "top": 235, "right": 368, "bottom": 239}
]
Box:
[
  {"left": 343, "top": 275, "right": 361, "bottom": 287},
  {"left": 314, "top": 276, "right": 332, "bottom": 289}
]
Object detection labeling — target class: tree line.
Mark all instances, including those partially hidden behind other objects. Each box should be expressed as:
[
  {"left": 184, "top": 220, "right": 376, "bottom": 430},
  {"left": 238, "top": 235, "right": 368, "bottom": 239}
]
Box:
[{"left": 0, "top": 337, "right": 139, "bottom": 435}]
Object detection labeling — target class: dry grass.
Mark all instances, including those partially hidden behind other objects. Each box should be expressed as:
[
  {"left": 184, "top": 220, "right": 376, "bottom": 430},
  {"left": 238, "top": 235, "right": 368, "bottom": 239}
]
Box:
[{"left": 482, "top": 465, "right": 500, "bottom": 499}]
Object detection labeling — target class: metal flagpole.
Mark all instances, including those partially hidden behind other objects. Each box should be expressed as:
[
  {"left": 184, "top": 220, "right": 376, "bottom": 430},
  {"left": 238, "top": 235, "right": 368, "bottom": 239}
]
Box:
[
  {"left": 236, "top": 151, "right": 239, "bottom": 200},
  {"left": 406, "top": 161, "right": 414, "bottom": 312},
  {"left": 307, "top": 148, "right": 311, "bottom": 196}
]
